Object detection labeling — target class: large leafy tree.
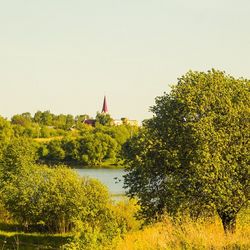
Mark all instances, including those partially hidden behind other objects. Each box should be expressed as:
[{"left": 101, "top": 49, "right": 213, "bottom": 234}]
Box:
[{"left": 124, "top": 69, "right": 250, "bottom": 233}]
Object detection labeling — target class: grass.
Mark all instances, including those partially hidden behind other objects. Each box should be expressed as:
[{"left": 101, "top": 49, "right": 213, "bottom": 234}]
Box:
[
  {"left": 0, "top": 231, "right": 72, "bottom": 249},
  {"left": 0, "top": 221, "right": 72, "bottom": 250},
  {"left": 33, "top": 136, "right": 63, "bottom": 143},
  {"left": 116, "top": 211, "right": 250, "bottom": 250},
  {"left": 0, "top": 209, "right": 248, "bottom": 249}
]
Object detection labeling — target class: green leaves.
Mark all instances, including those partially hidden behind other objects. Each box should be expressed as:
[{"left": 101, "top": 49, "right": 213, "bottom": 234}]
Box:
[
  {"left": 124, "top": 69, "right": 250, "bottom": 232},
  {"left": 0, "top": 138, "right": 37, "bottom": 181},
  {"left": 1, "top": 163, "right": 112, "bottom": 233},
  {"left": 37, "top": 124, "right": 135, "bottom": 167}
]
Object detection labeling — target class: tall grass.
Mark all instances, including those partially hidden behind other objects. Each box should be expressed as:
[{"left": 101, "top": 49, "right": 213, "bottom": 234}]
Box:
[{"left": 116, "top": 212, "right": 250, "bottom": 250}]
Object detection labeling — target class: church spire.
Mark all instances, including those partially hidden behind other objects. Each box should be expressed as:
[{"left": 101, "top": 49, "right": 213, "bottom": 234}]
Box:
[{"left": 102, "top": 96, "right": 108, "bottom": 113}]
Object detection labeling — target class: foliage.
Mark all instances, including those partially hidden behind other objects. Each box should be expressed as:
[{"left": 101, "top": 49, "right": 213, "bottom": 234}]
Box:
[
  {"left": 0, "top": 110, "right": 138, "bottom": 167},
  {"left": 11, "top": 113, "right": 32, "bottom": 127},
  {"left": 0, "top": 137, "right": 119, "bottom": 233},
  {"left": 0, "top": 116, "right": 13, "bottom": 142},
  {"left": 96, "top": 112, "right": 114, "bottom": 126},
  {"left": 75, "top": 114, "right": 90, "bottom": 129},
  {"left": 0, "top": 116, "right": 14, "bottom": 160},
  {"left": 1, "top": 163, "right": 113, "bottom": 233},
  {"left": 63, "top": 199, "right": 141, "bottom": 250},
  {"left": 46, "top": 139, "right": 66, "bottom": 161},
  {"left": 0, "top": 138, "right": 37, "bottom": 182},
  {"left": 110, "top": 199, "right": 142, "bottom": 233},
  {"left": 37, "top": 124, "right": 137, "bottom": 167},
  {"left": 11, "top": 111, "right": 78, "bottom": 138},
  {"left": 124, "top": 69, "right": 250, "bottom": 232}
]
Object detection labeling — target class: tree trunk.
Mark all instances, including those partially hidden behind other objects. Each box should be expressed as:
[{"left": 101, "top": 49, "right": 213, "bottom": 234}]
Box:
[{"left": 219, "top": 212, "right": 237, "bottom": 234}]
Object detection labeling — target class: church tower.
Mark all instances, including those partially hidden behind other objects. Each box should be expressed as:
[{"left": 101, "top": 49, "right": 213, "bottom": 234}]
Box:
[{"left": 102, "top": 96, "right": 108, "bottom": 113}]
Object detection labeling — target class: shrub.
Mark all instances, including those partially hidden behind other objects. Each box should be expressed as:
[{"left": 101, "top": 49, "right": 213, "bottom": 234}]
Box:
[{"left": 1, "top": 164, "right": 112, "bottom": 233}]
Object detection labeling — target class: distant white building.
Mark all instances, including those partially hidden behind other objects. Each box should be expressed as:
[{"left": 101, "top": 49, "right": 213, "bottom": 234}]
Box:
[{"left": 113, "top": 119, "right": 123, "bottom": 126}]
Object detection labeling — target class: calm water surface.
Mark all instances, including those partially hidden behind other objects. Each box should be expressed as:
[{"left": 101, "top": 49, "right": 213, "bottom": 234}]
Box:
[{"left": 76, "top": 168, "right": 126, "bottom": 195}]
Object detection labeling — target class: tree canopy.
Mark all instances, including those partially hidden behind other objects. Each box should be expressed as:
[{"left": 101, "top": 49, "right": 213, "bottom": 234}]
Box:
[{"left": 124, "top": 69, "right": 250, "bottom": 233}]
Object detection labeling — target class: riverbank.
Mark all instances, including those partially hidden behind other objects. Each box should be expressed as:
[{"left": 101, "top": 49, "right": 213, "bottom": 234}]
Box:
[{"left": 38, "top": 159, "right": 125, "bottom": 169}]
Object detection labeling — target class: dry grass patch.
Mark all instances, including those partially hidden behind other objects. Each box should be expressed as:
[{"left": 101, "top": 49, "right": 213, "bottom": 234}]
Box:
[
  {"left": 33, "top": 136, "right": 63, "bottom": 142},
  {"left": 116, "top": 215, "right": 250, "bottom": 250}
]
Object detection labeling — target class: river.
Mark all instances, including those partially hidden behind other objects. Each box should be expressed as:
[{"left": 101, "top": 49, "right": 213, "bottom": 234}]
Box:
[{"left": 76, "top": 168, "right": 126, "bottom": 195}]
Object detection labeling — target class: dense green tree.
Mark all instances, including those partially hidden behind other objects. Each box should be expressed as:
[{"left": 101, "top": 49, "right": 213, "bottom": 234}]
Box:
[
  {"left": 78, "top": 122, "right": 94, "bottom": 136},
  {"left": 0, "top": 116, "right": 13, "bottom": 143},
  {"left": 0, "top": 138, "right": 38, "bottom": 228},
  {"left": 33, "top": 111, "right": 43, "bottom": 123},
  {"left": 11, "top": 113, "right": 32, "bottom": 127},
  {"left": 21, "top": 112, "right": 32, "bottom": 121},
  {"left": 75, "top": 114, "right": 89, "bottom": 129},
  {"left": 40, "top": 110, "right": 53, "bottom": 126},
  {"left": 0, "top": 138, "right": 37, "bottom": 181},
  {"left": 124, "top": 70, "right": 250, "bottom": 233},
  {"left": 12, "top": 124, "right": 25, "bottom": 137},
  {"left": 62, "top": 137, "right": 80, "bottom": 161},
  {"left": 65, "top": 114, "right": 74, "bottom": 130},
  {"left": 11, "top": 114, "right": 41, "bottom": 138},
  {"left": 93, "top": 125, "right": 138, "bottom": 164},
  {"left": 77, "top": 133, "right": 118, "bottom": 166},
  {"left": 38, "top": 167, "right": 111, "bottom": 233},
  {"left": 63, "top": 194, "right": 139, "bottom": 250},
  {"left": 94, "top": 125, "right": 130, "bottom": 145},
  {"left": 37, "top": 142, "right": 49, "bottom": 159},
  {"left": 53, "top": 114, "right": 67, "bottom": 129},
  {"left": 52, "top": 114, "right": 74, "bottom": 130},
  {"left": 0, "top": 116, "right": 14, "bottom": 161},
  {"left": 95, "top": 112, "right": 113, "bottom": 126},
  {"left": 46, "top": 140, "right": 65, "bottom": 161},
  {"left": 24, "top": 123, "right": 40, "bottom": 137}
]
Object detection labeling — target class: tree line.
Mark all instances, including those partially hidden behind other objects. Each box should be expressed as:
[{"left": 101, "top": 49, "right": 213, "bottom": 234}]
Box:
[
  {"left": 9, "top": 110, "right": 115, "bottom": 138},
  {"left": 38, "top": 125, "right": 137, "bottom": 167},
  {"left": 0, "top": 112, "right": 138, "bottom": 167}
]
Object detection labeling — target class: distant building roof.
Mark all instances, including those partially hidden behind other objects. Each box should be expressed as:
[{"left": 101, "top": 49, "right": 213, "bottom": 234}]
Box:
[{"left": 84, "top": 119, "right": 96, "bottom": 126}]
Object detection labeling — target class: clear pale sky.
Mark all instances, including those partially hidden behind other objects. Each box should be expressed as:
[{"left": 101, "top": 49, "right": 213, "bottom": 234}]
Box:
[{"left": 0, "top": 0, "right": 249, "bottom": 121}]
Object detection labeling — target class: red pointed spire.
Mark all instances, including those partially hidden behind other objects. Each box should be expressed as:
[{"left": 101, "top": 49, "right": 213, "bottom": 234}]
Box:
[{"left": 102, "top": 96, "right": 108, "bottom": 113}]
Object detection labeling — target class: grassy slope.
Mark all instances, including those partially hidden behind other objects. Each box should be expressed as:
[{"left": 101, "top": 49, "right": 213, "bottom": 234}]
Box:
[{"left": 0, "top": 231, "right": 72, "bottom": 250}]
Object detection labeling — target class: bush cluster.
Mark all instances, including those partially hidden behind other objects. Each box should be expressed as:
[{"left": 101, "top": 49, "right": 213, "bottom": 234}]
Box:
[{"left": 0, "top": 138, "right": 140, "bottom": 249}]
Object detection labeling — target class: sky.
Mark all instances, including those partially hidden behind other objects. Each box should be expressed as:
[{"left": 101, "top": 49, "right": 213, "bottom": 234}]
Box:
[{"left": 0, "top": 0, "right": 250, "bottom": 122}]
